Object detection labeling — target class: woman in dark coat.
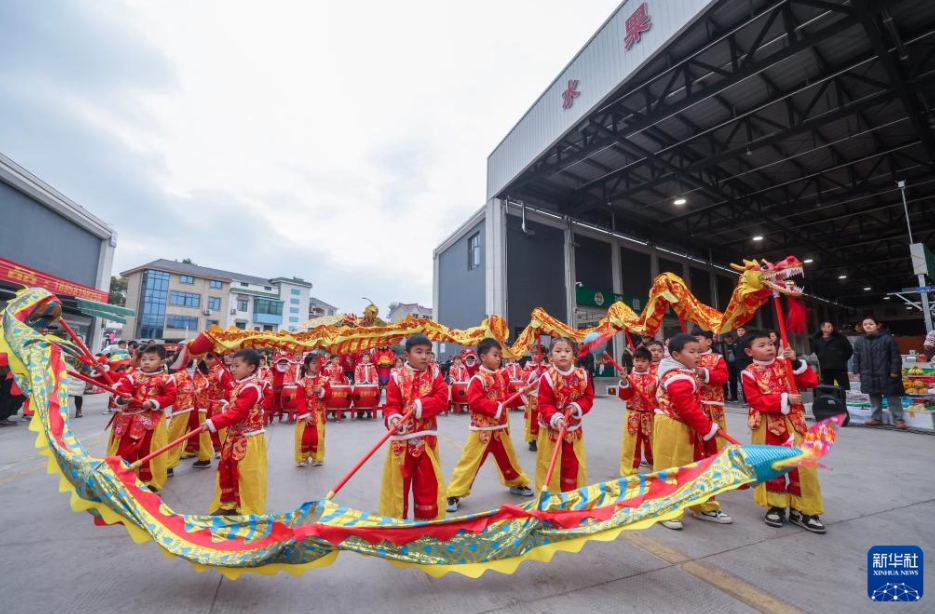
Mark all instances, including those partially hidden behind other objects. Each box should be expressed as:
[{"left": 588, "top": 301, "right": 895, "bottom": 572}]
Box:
[
  {"left": 811, "top": 322, "right": 854, "bottom": 389},
  {"left": 852, "top": 317, "right": 906, "bottom": 429}
]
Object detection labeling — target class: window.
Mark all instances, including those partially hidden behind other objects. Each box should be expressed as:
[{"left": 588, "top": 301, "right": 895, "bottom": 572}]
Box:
[
  {"left": 209, "top": 280, "right": 222, "bottom": 289},
  {"left": 289, "top": 306, "right": 299, "bottom": 314},
  {"left": 170, "top": 291, "right": 200, "bottom": 308},
  {"left": 206, "top": 319, "right": 219, "bottom": 328},
  {"left": 138, "top": 270, "right": 169, "bottom": 339},
  {"left": 291, "top": 288, "right": 301, "bottom": 295},
  {"left": 237, "top": 299, "right": 248, "bottom": 311},
  {"left": 208, "top": 296, "right": 221, "bottom": 310},
  {"left": 240, "top": 282, "right": 248, "bottom": 287},
  {"left": 166, "top": 315, "right": 199, "bottom": 330},
  {"left": 179, "top": 275, "right": 194, "bottom": 284},
  {"left": 235, "top": 322, "right": 246, "bottom": 330},
  {"left": 289, "top": 316, "right": 299, "bottom": 323},
  {"left": 264, "top": 286, "right": 273, "bottom": 291},
  {"left": 290, "top": 298, "right": 300, "bottom": 305},
  {"left": 468, "top": 232, "right": 481, "bottom": 270},
  {"left": 254, "top": 298, "right": 283, "bottom": 316}
]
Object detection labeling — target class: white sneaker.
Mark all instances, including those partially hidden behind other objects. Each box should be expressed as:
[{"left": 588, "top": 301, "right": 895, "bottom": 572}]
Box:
[
  {"left": 446, "top": 497, "right": 459, "bottom": 513},
  {"left": 296, "top": 461, "right": 307, "bottom": 467},
  {"left": 661, "top": 520, "right": 683, "bottom": 530},
  {"left": 692, "top": 509, "right": 733, "bottom": 524},
  {"left": 311, "top": 460, "right": 323, "bottom": 467}
]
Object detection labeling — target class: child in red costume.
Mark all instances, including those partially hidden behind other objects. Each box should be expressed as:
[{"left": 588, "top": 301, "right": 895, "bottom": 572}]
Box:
[
  {"left": 653, "top": 333, "right": 732, "bottom": 530},
  {"left": 204, "top": 349, "right": 267, "bottom": 516},
  {"left": 202, "top": 353, "right": 235, "bottom": 459},
  {"left": 692, "top": 328, "right": 732, "bottom": 444},
  {"left": 295, "top": 353, "right": 332, "bottom": 466},
  {"left": 379, "top": 335, "right": 449, "bottom": 520},
  {"left": 446, "top": 339, "right": 533, "bottom": 512},
  {"left": 353, "top": 352, "right": 378, "bottom": 419},
  {"left": 535, "top": 338, "right": 594, "bottom": 492},
  {"left": 111, "top": 345, "right": 177, "bottom": 491},
  {"left": 741, "top": 330, "right": 824, "bottom": 533},
  {"left": 522, "top": 345, "right": 546, "bottom": 451},
  {"left": 617, "top": 347, "right": 656, "bottom": 476}
]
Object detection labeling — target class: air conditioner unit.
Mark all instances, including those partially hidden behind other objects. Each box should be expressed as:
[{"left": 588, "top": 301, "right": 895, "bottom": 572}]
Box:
[
  {"left": 230, "top": 308, "right": 237, "bottom": 315},
  {"left": 202, "top": 309, "right": 212, "bottom": 316}
]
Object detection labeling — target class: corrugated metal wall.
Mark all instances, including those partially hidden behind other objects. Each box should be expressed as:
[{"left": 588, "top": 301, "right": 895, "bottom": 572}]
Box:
[
  {"left": 487, "top": 0, "right": 717, "bottom": 199},
  {"left": 506, "top": 215, "right": 566, "bottom": 340},
  {"left": 437, "top": 219, "right": 487, "bottom": 358},
  {"left": 575, "top": 233, "right": 613, "bottom": 291}
]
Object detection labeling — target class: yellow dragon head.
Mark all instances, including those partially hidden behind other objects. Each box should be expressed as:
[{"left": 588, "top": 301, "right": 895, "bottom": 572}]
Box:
[{"left": 730, "top": 256, "right": 804, "bottom": 300}]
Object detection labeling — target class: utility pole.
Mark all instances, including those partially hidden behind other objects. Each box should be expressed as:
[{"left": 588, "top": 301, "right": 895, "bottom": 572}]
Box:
[{"left": 898, "top": 180, "right": 933, "bottom": 332}]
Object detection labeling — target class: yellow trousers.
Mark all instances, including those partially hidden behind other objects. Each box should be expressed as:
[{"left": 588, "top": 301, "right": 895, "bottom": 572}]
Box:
[
  {"left": 535, "top": 430, "right": 587, "bottom": 492},
  {"left": 751, "top": 419, "right": 823, "bottom": 515},
  {"left": 379, "top": 441, "right": 446, "bottom": 521},
  {"left": 523, "top": 396, "right": 539, "bottom": 443},
  {"left": 447, "top": 429, "right": 530, "bottom": 499},
  {"left": 208, "top": 434, "right": 268, "bottom": 515},
  {"left": 166, "top": 411, "right": 191, "bottom": 469},
  {"left": 294, "top": 419, "right": 325, "bottom": 464},
  {"left": 651, "top": 414, "right": 719, "bottom": 520},
  {"left": 619, "top": 410, "right": 652, "bottom": 477},
  {"left": 107, "top": 413, "right": 168, "bottom": 491}
]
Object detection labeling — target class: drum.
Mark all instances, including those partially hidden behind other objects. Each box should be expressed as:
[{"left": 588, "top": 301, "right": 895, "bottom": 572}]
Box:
[
  {"left": 282, "top": 385, "right": 298, "bottom": 410},
  {"left": 508, "top": 379, "right": 523, "bottom": 396},
  {"left": 327, "top": 384, "right": 352, "bottom": 418},
  {"left": 451, "top": 382, "right": 469, "bottom": 414},
  {"left": 508, "top": 379, "right": 524, "bottom": 410},
  {"left": 353, "top": 384, "right": 379, "bottom": 409}
]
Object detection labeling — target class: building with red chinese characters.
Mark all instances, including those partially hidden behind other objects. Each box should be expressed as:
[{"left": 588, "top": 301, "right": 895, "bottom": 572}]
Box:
[
  {"left": 0, "top": 152, "right": 118, "bottom": 352},
  {"left": 434, "top": 0, "right": 935, "bottom": 361}
]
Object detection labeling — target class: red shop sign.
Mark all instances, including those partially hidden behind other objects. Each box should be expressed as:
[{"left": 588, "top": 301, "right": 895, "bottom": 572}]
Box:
[{"left": 0, "top": 256, "right": 108, "bottom": 303}]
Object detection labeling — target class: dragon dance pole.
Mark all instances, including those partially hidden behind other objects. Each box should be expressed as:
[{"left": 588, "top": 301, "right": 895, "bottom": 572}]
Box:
[
  {"left": 540, "top": 407, "right": 573, "bottom": 495},
  {"left": 324, "top": 408, "right": 416, "bottom": 501},
  {"left": 130, "top": 426, "right": 206, "bottom": 470},
  {"left": 58, "top": 317, "right": 118, "bottom": 387},
  {"left": 66, "top": 370, "right": 129, "bottom": 399},
  {"left": 772, "top": 293, "right": 800, "bottom": 397},
  {"left": 603, "top": 351, "right": 742, "bottom": 446},
  {"left": 325, "top": 378, "right": 541, "bottom": 501}
]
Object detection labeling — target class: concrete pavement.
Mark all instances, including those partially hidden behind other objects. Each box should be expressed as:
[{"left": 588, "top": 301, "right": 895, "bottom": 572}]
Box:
[{"left": 0, "top": 393, "right": 932, "bottom": 614}]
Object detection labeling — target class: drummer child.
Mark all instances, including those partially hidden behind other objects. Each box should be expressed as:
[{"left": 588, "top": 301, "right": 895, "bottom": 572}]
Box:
[{"left": 354, "top": 352, "right": 379, "bottom": 419}]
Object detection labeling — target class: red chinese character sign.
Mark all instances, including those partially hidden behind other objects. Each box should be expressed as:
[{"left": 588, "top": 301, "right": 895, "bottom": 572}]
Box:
[
  {"left": 625, "top": 2, "right": 652, "bottom": 50},
  {"left": 561, "top": 79, "right": 580, "bottom": 110}
]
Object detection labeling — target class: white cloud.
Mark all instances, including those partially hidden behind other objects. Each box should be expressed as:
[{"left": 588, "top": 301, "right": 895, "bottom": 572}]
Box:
[{"left": 2, "top": 0, "right": 621, "bottom": 316}]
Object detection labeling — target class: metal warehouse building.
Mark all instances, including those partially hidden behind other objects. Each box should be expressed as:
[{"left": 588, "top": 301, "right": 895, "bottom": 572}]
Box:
[{"left": 433, "top": 0, "right": 935, "bottom": 358}]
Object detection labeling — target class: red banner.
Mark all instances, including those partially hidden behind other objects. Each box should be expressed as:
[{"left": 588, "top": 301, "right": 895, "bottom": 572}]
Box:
[{"left": 0, "top": 256, "right": 108, "bottom": 303}]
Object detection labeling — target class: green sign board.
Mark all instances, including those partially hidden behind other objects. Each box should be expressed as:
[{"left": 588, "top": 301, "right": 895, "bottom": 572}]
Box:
[{"left": 575, "top": 287, "right": 645, "bottom": 311}]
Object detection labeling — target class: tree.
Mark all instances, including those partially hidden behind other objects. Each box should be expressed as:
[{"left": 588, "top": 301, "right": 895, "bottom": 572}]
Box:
[
  {"left": 181, "top": 258, "right": 197, "bottom": 265},
  {"left": 109, "top": 276, "right": 128, "bottom": 306},
  {"left": 387, "top": 301, "right": 400, "bottom": 315}
]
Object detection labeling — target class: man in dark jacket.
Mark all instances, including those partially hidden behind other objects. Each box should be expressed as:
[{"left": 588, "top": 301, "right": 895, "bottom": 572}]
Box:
[
  {"left": 731, "top": 326, "right": 753, "bottom": 402},
  {"left": 852, "top": 317, "right": 906, "bottom": 429},
  {"left": 811, "top": 322, "right": 853, "bottom": 390}
]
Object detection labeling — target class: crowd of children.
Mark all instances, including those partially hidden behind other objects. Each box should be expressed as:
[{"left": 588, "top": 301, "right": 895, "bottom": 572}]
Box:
[{"left": 97, "top": 327, "right": 825, "bottom": 535}]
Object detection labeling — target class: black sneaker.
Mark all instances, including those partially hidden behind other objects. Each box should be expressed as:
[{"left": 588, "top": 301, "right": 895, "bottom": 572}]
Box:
[
  {"left": 789, "top": 509, "right": 826, "bottom": 534},
  {"left": 192, "top": 460, "right": 211, "bottom": 468},
  {"left": 764, "top": 506, "right": 786, "bottom": 527},
  {"left": 446, "top": 497, "right": 459, "bottom": 513},
  {"left": 167, "top": 468, "right": 174, "bottom": 477},
  {"left": 528, "top": 441, "right": 537, "bottom": 451}
]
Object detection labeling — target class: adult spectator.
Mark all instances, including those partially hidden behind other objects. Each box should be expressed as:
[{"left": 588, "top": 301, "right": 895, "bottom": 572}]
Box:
[
  {"left": 720, "top": 333, "right": 739, "bottom": 402},
  {"left": 0, "top": 354, "right": 25, "bottom": 426},
  {"left": 810, "top": 322, "right": 853, "bottom": 389},
  {"left": 853, "top": 317, "right": 906, "bottom": 430},
  {"left": 731, "top": 326, "right": 753, "bottom": 402}
]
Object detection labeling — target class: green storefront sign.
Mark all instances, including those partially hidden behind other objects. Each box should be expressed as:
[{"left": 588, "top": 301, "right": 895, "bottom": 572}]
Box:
[{"left": 575, "top": 287, "right": 645, "bottom": 311}]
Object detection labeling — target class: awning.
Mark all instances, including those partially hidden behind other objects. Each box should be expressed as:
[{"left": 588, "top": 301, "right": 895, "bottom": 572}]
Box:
[{"left": 75, "top": 298, "right": 136, "bottom": 324}]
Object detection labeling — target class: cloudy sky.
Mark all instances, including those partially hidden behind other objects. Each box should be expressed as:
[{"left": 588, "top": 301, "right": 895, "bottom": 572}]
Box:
[{"left": 0, "top": 0, "right": 620, "bottom": 315}]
